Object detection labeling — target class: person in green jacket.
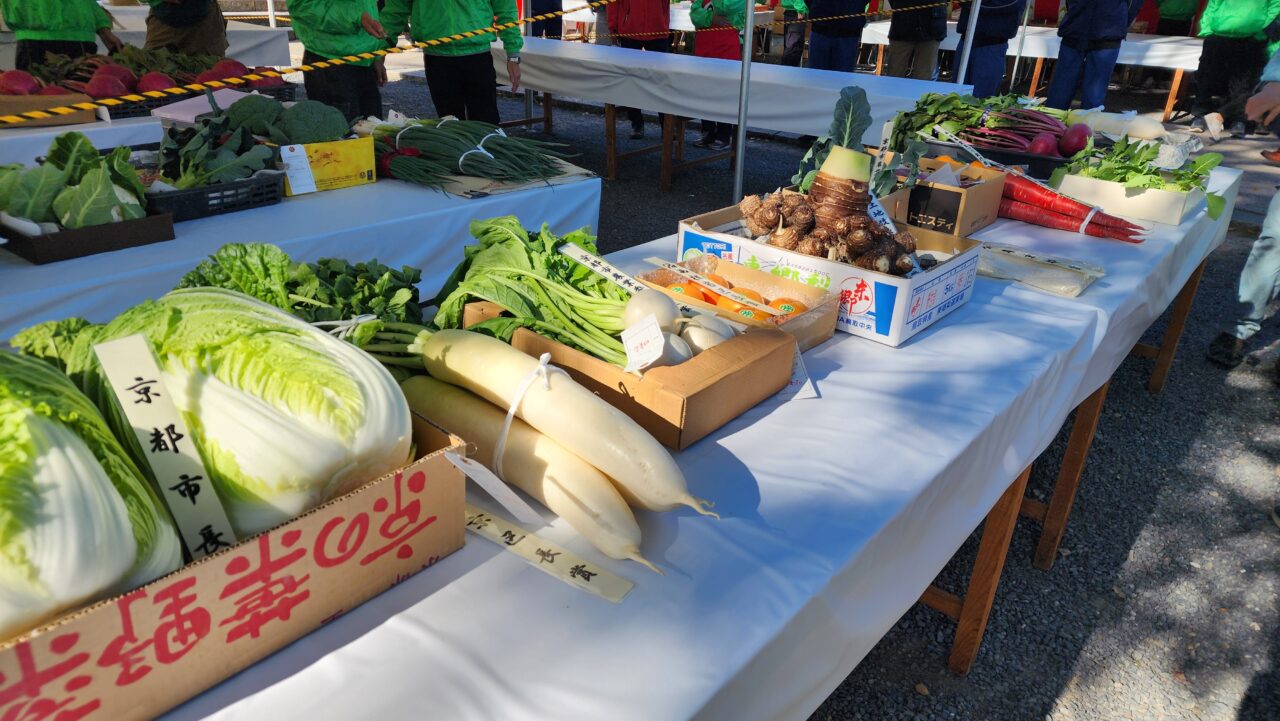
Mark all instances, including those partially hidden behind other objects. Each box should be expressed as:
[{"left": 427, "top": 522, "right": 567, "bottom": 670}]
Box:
[
  {"left": 1155, "top": 0, "right": 1197, "bottom": 36},
  {"left": 291, "top": 0, "right": 388, "bottom": 122},
  {"left": 1189, "top": 0, "right": 1280, "bottom": 136},
  {"left": 780, "top": 0, "right": 809, "bottom": 67},
  {"left": 381, "top": 0, "right": 523, "bottom": 125},
  {"left": 1, "top": 0, "right": 123, "bottom": 71},
  {"left": 143, "top": 0, "right": 229, "bottom": 58}
]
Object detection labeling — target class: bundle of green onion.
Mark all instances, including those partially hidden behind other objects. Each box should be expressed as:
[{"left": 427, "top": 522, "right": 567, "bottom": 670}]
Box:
[{"left": 375, "top": 119, "right": 573, "bottom": 183}]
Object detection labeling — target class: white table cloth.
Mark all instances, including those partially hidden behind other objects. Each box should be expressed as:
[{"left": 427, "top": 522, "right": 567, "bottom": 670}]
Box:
[
  {"left": 165, "top": 169, "right": 1240, "bottom": 721},
  {"left": 0, "top": 177, "right": 602, "bottom": 341},
  {"left": 0, "top": 116, "right": 161, "bottom": 167},
  {"left": 862, "top": 21, "right": 1204, "bottom": 71},
  {"left": 560, "top": 0, "right": 774, "bottom": 32},
  {"left": 494, "top": 37, "right": 968, "bottom": 143},
  {"left": 0, "top": 5, "right": 292, "bottom": 70}
]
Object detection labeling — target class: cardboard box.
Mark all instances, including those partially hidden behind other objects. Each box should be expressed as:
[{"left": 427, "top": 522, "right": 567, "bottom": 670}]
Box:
[
  {"left": 0, "top": 212, "right": 175, "bottom": 265},
  {"left": 634, "top": 254, "right": 839, "bottom": 352},
  {"left": 281, "top": 136, "right": 376, "bottom": 196},
  {"left": 463, "top": 301, "right": 796, "bottom": 449},
  {"left": 0, "top": 94, "right": 97, "bottom": 128},
  {"left": 1053, "top": 173, "right": 1204, "bottom": 225},
  {"left": 879, "top": 154, "right": 1006, "bottom": 237},
  {"left": 0, "top": 417, "right": 465, "bottom": 721},
  {"left": 677, "top": 202, "right": 981, "bottom": 347}
]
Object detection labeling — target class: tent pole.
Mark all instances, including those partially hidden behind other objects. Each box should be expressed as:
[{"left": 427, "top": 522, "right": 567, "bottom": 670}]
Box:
[{"left": 731, "top": 0, "right": 757, "bottom": 202}]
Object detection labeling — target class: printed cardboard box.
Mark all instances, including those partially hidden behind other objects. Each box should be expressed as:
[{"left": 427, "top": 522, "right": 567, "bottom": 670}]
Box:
[
  {"left": 677, "top": 202, "right": 981, "bottom": 347},
  {"left": 1053, "top": 173, "right": 1204, "bottom": 225},
  {"left": 281, "top": 136, "right": 376, "bottom": 196},
  {"left": 877, "top": 153, "right": 1007, "bottom": 237},
  {"left": 0, "top": 94, "right": 97, "bottom": 128},
  {"left": 463, "top": 301, "right": 796, "bottom": 449},
  {"left": 0, "top": 416, "right": 465, "bottom": 721}
]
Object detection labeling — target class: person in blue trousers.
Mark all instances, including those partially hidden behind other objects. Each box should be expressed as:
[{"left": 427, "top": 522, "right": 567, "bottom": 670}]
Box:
[
  {"left": 1206, "top": 48, "right": 1280, "bottom": 384},
  {"left": 956, "top": 0, "right": 1026, "bottom": 98},
  {"left": 806, "top": 0, "right": 870, "bottom": 72},
  {"left": 1045, "top": 0, "right": 1144, "bottom": 109}
]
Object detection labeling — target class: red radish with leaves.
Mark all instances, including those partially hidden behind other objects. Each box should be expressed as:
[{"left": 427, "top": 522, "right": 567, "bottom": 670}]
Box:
[
  {"left": 0, "top": 70, "right": 40, "bottom": 95},
  {"left": 998, "top": 198, "right": 1144, "bottom": 243},
  {"left": 1002, "top": 173, "right": 1146, "bottom": 233},
  {"left": 92, "top": 64, "right": 137, "bottom": 92}
]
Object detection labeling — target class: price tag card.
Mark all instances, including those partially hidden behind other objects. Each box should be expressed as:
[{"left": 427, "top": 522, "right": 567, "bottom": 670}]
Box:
[
  {"left": 443, "top": 451, "right": 545, "bottom": 528},
  {"left": 94, "top": 334, "right": 238, "bottom": 560},
  {"left": 621, "top": 313, "right": 666, "bottom": 373},
  {"left": 465, "top": 504, "right": 634, "bottom": 603},
  {"left": 777, "top": 345, "right": 819, "bottom": 401},
  {"left": 557, "top": 243, "right": 649, "bottom": 295},
  {"left": 279, "top": 144, "right": 317, "bottom": 195},
  {"left": 643, "top": 258, "right": 781, "bottom": 316}
]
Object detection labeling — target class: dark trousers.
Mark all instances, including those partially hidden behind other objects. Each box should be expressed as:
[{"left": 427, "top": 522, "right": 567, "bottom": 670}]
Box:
[
  {"left": 1046, "top": 43, "right": 1121, "bottom": 110},
  {"left": 1192, "top": 35, "right": 1268, "bottom": 123},
  {"left": 15, "top": 40, "right": 96, "bottom": 71},
  {"left": 808, "top": 30, "right": 861, "bottom": 72},
  {"left": 1155, "top": 18, "right": 1193, "bottom": 37},
  {"left": 531, "top": 0, "right": 563, "bottom": 38},
  {"left": 302, "top": 51, "right": 382, "bottom": 122},
  {"left": 423, "top": 51, "right": 500, "bottom": 125},
  {"left": 617, "top": 37, "right": 670, "bottom": 130},
  {"left": 781, "top": 10, "right": 805, "bottom": 66},
  {"left": 700, "top": 120, "right": 735, "bottom": 143}
]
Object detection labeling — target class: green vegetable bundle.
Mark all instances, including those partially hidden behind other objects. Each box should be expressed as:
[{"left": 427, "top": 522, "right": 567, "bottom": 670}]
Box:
[
  {"left": 1051, "top": 136, "right": 1225, "bottom": 218},
  {"left": 159, "top": 98, "right": 274, "bottom": 189},
  {"left": 888, "top": 93, "right": 1069, "bottom": 153},
  {"left": 0, "top": 132, "right": 146, "bottom": 229},
  {"left": 381, "top": 119, "right": 573, "bottom": 184}
]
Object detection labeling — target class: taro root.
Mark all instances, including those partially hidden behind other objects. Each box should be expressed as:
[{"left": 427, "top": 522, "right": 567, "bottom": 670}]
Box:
[
  {"left": 854, "top": 250, "right": 893, "bottom": 274},
  {"left": 769, "top": 224, "right": 805, "bottom": 251},
  {"left": 808, "top": 146, "right": 873, "bottom": 231},
  {"left": 894, "top": 230, "right": 918, "bottom": 254},
  {"left": 845, "top": 227, "right": 875, "bottom": 256},
  {"left": 780, "top": 194, "right": 815, "bottom": 232},
  {"left": 808, "top": 227, "right": 835, "bottom": 249},
  {"left": 740, "top": 193, "right": 784, "bottom": 236},
  {"left": 796, "top": 236, "right": 826, "bottom": 257},
  {"left": 894, "top": 253, "right": 916, "bottom": 275}
]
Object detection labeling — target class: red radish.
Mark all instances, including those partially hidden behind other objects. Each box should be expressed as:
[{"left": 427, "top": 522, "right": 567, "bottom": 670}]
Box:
[
  {"left": 92, "top": 64, "right": 137, "bottom": 91},
  {"left": 249, "top": 67, "right": 285, "bottom": 88},
  {"left": 195, "top": 69, "right": 230, "bottom": 83},
  {"left": 0, "top": 70, "right": 40, "bottom": 95},
  {"left": 211, "top": 59, "right": 250, "bottom": 78},
  {"left": 1027, "top": 132, "right": 1061, "bottom": 157},
  {"left": 1058, "top": 123, "right": 1092, "bottom": 156},
  {"left": 136, "top": 71, "right": 176, "bottom": 93},
  {"left": 1002, "top": 173, "right": 1145, "bottom": 232},
  {"left": 83, "top": 75, "right": 128, "bottom": 99},
  {"left": 35, "top": 85, "right": 72, "bottom": 95},
  {"left": 999, "top": 197, "right": 1143, "bottom": 243}
]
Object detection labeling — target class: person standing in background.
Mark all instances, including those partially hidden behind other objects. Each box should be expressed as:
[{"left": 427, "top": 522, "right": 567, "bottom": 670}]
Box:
[
  {"left": 143, "top": 0, "right": 229, "bottom": 57},
  {"left": 1188, "top": 0, "right": 1280, "bottom": 137},
  {"left": 530, "top": 0, "right": 563, "bottom": 39},
  {"left": 1045, "top": 0, "right": 1143, "bottom": 110},
  {"left": 690, "top": 0, "right": 744, "bottom": 149},
  {"left": 780, "top": 0, "right": 808, "bottom": 67},
  {"left": 806, "top": 0, "right": 869, "bottom": 72},
  {"left": 291, "top": 0, "right": 387, "bottom": 122},
  {"left": 1, "top": 0, "right": 123, "bottom": 70},
  {"left": 382, "top": 0, "right": 522, "bottom": 125},
  {"left": 885, "top": 0, "right": 946, "bottom": 80},
  {"left": 956, "top": 0, "right": 1027, "bottom": 98},
  {"left": 1155, "top": 0, "right": 1197, "bottom": 36},
  {"left": 608, "top": 0, "right": 671, "bottom": 139}
]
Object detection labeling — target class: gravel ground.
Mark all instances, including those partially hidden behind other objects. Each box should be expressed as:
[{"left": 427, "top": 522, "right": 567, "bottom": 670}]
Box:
[{"left": 373, "top": 78, "right": 1280, "bottom": 721}]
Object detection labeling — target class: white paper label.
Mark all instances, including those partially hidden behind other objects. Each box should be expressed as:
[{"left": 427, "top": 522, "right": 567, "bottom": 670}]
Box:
[
  {"left": 465, "top": 504, "right": 635, "bottom": 603},
  {"left": 443, "top": 451, "right": 545, "bottom": 528},
  {"left": 558, "top": 243, "right": 649, "bottom": 295},
  {"left": 622, "top": 314, "right": 667, "bottom": 373},
  {"left": 925, "top": 163, "right": 962, "bottom": 187},
  {"left": 94, "top": 334, "right": 238, "bottom": 560},
  {"left": 868, "top": 196, "right": 899, "bottom": 234},
  {"left": 279, "top": 144, "right": 317, "bottom": 195},
  {"left": 643, "top": 257, "right": 781, "bottom": 316},
  {"left": 777, "top": 345, "right": 819, "bottom": 400}
]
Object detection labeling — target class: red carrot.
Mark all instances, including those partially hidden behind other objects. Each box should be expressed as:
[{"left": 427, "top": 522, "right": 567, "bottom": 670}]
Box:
[
  {"left": 998, "top": 198, "right": 1144, "bottom": 243},
  {"left": 1002, "top": 173, "right": 1146, "bottom": 233}
]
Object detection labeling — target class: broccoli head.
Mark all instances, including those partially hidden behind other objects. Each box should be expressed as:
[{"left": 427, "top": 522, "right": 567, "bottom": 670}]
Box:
[
  {"left": 225, "top": 94, "right": 284, "bottom": 136},
  {"left": 272, "top": 100, "right": 350, "bottom": 145}
]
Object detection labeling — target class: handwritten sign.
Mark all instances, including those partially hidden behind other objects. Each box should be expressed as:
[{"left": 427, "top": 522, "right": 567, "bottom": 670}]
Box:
[
  {"left": 777, "top": 345, "right": 819, "bottom": 401},
  {"left": 464, "top": 504, "right": 634, "bottom": 603},
  {"left": 93, "top": 334, "right": 238, "bottom": 559},
  {"left": 643, "top": 258, "right": 781, "bottom": 316},
  {"left": 557, "top": 243, "right": 649, "bottom": 295},
  {"left": 621, "top": 313, "right": 667, "bottom": 373},
  {"left": 442, "top": 451, "right": 545, "bottom": 527},
  {"left": 868, "top": 195, "right": 899, "bottom": 234},
  {"left": 278, "top": 144, "right": 318, "bottom": 195}
]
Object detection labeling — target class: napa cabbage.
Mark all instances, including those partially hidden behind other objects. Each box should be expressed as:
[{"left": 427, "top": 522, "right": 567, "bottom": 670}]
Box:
[
  {"left": 13, "top": 288, "right": 413, "bottom": 537},
  {"left": 0, "top": 351, "right": 181, "bottom": 639}
]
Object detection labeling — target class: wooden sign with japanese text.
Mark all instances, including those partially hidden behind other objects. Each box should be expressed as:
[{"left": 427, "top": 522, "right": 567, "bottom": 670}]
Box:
[
  {"left": 93, "top": 334, "right": 238, "bottom": 560},
  {"left": 0, "top": 420, "right": 465, "bottom": 721}
]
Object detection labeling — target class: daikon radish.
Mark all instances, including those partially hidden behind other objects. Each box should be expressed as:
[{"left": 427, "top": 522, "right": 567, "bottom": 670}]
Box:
[
  {"left": 418, "top": 329, "right": 715, "bottom": 516},
  {"left": 401, "top": 376, "right": 660, "bottom": 572}
]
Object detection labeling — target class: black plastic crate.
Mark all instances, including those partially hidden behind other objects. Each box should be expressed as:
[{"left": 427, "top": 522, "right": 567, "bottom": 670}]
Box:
[
  {"left": 146, "top": 171, "right": 285, "bottom": 222},
  {"left": 106, "top": 81, "right": 298, "bottom": 120}
]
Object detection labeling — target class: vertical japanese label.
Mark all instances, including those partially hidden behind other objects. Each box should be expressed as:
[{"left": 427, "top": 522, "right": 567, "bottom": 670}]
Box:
[
  {"left": 557, "top": 243, "right": 648, "bottom": 295},
  {"left": 643, "top": 258, "right": 781, "bottom": 315},
  {"left": 867, "top": 196, "right": 899, "bottom": 234},
  {"left": 464, "top": 505, "right": 634, "bottom": 603},
  {"left": 93, "top": 334, "right": 238, "bottom": 560}
]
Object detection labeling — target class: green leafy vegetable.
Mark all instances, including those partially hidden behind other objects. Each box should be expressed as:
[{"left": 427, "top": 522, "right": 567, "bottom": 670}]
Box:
[
  {"left": 51, "top": 167, "right": 146, "bottom": 229},
  {"left": 7, "top": 164, "right": 69, "bottom": 224},
  {"left": 793, "top": 86, "right": 873, "bottom": 191},
  {"left": 225, "top": 94, "right": 284, "bottom": 136},
  {"left": 1057, "top": 136, "right": 1226, "bottom": 219},
  {"left": 268, "top": 100, "right": 350, "bottom": 145},
  {"left": 44, "top": 132, "right": 99, "bottom": 185}
]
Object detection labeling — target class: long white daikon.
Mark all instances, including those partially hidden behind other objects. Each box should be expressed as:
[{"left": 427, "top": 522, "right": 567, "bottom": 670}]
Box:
[
  {"left": 416, "top": 329, "right": 715, "bottom": 516},
  {"left": 401, "top": 375, "right": 659, "bottom": 572}
]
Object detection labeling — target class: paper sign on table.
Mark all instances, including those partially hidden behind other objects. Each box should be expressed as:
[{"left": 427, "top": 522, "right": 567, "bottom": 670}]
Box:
[
  {"left": 443, "top": 451, "right": 546, "bottom": 528},
  {"left": 777, "top": 346, "right": 819, "bottom": 401},
  {"left": 622, "top": 313, "right": 666, "bottom": 373},
  {"left": 279, "top": 144, "right": 318, "bottom": 195},
  {"left": 465, "top": 504, "right": 634, "bottom": 602},
  {"left": 93, "top": 334, "right": 238, "bottom": 559}
]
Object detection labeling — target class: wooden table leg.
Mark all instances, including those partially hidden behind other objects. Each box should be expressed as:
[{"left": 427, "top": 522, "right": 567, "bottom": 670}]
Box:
[
  {"left": 920, "top": 465, "right": 1032, "bottom": 675},
  {"left": 604, "top": 103, "right": 619, "bottom": 181},
  {"left": 542, "top": 93, "right": 554, "bottom": 135},
  {"left": 1019, "top": 381, "right": 1110, "bottom": 571},
  {"left": 1162, "top": 69, "right": 1184, "bottom": 123},
  {"left": 675, "top": 117, "right": 686, "bottom": 162},
  {"left": 876, "top": 45, "right": 885, "bottom": 75},
  {"left": 660, "top": 114, "right": 675, "bottom": 192},
  {"left": 1029, "top": 58, "right": 1045, "bottom": 97},
  {"left": 1131, "top": 260, "right": 1207, "bottom": 394}
]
